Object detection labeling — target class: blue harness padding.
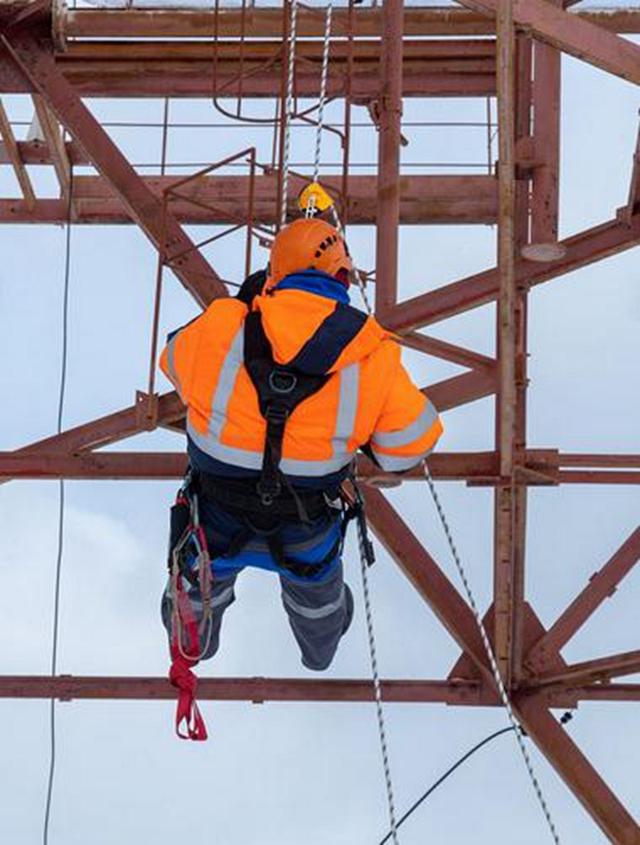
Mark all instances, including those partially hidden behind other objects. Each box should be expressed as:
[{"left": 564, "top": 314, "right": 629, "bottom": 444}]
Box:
[{"left": 196, "top": 496, "right": 343, "bottom": 584}]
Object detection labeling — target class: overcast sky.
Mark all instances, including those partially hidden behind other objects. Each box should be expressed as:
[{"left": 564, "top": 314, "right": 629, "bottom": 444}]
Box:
[{"left": 1, "top": 12, "right": 639, "bottom": 845}]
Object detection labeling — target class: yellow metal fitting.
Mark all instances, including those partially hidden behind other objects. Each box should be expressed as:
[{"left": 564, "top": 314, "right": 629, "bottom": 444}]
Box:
[{"left": 298, "top": 182, "right": 335, "bottom": 214}]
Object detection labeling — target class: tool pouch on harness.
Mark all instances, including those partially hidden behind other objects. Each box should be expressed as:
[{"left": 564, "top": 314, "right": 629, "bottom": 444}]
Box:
[{"left": 243, "top": 311, "right": 329, "bottom": 506}]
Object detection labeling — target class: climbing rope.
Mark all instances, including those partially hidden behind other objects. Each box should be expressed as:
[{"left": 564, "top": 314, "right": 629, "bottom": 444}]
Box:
[
  {"left": 280, "top": 0, "right": 299, "bottom": 227},
  {"left": 351, "top": 256, "right": 559, "bottom": 839},
  {"left": 356, "top": 507, "right": 400, "bottom": 845},
  {"left": 422, "top": 462, "right": 561, "bottom": 845},
  {"left": 305, "top": 2, "right": 333, "bottom": 219}
]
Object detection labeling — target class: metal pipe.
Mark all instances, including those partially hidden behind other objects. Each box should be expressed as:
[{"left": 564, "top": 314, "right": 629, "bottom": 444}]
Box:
[{"left": 374, "top": 0, "right": 403, "bottom": 316}]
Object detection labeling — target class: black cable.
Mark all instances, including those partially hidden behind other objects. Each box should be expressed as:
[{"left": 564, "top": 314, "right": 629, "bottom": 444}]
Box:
[
  {"left": 377, "top": 726, "right": 515, "bottom": 845},
  {"left": 377, "top": 709, "right": 574, "bottom": 845},
  {"left": 43, "top": 167, "right": 74, "bottom": 845}
]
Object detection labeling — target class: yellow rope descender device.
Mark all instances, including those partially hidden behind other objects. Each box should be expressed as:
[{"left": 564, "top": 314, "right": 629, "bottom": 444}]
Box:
[{"left": 298, "top": 181, "right": 335, "bottom": 218}]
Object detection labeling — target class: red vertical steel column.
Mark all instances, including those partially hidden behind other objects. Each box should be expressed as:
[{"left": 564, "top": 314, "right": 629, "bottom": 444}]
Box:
[
  {"left": 510, "top": 35, "right": 533, "bottom": 681},
  {"left": 374, "top": 0, "right": 404, "bottom": 316},
  {"left": 531, "top": 40, "right": 561, "bottom": 246},
  {"left": 494, "top": 0, "right": 519, "bottom": 686}
]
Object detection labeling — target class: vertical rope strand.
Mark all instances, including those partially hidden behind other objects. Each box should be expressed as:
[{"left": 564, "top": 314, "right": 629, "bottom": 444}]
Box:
[
  {"left": 423, "top": 462, "right": 561, "bottom": 845},
  {"left": 312, "top": 2, "right": 333, "bottom": 186},
  {"left": 280, "top": 0, "right": 299, "bottom": 227},
  {"left": 356, "top": 520, "right": 400, "bottom": 844},
  {"left": 43, "top": 165, "right": 74, "bottom": 845}
]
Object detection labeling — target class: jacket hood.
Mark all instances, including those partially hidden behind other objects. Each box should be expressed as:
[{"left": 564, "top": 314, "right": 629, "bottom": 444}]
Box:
[{"left": 253, "top": 277, "right": 387, "bottom": 374}]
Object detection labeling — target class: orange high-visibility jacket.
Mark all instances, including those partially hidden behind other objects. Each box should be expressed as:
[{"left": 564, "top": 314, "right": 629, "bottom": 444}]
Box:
[{"left": 160, "top": 282, "right": 443, "bottom": 479}]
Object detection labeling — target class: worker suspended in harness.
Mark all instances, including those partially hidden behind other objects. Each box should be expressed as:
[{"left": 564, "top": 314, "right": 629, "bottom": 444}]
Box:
[{"left": 159, "top": 217, "right": 444, "bottom": 738}]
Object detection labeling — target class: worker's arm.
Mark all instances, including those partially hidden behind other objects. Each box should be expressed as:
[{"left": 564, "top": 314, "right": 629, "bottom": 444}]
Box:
[
  {"left": 159, "top": 272, "right": 260, "bottom": 400},
  {"left": 158, "top": 315, "right": 203, "bottom": 403},
  {"left": 368, "top": 346, "right": 443, "bottom": 472}
]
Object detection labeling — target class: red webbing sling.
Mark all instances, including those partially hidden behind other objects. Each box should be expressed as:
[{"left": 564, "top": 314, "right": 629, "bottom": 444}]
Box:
[{"left": 169, "top": 578, "right": 208, "bottom": 741}]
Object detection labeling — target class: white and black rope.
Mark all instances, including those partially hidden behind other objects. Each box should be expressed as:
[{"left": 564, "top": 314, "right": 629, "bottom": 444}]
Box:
[
  {"left": 305, "top": 0, "right": 333, "bottom": 220},
  {"left": 422, "top": 461, "right": 561, "bottom": 845},
  {"left": 280, "top": 0, "right": 299, "bottom": 227},
  {"left": 356, "top": 518, "right": 400, "bottom": 845}
]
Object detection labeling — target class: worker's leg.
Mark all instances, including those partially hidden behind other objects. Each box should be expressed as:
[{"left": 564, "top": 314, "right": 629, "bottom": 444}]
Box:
[
  {"left": 161, "top": 571, "right": 239, "bottom": 660},
  {"left": 280, "top": 564, "right": 354, "bottom": 671}
]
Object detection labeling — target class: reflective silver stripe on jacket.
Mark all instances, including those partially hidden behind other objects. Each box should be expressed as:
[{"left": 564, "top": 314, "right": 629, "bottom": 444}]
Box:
[
  {"left": 371, "top": 399, "right": 439, "bottom": 449},
  {"left": 208, "top": 326, "right": 245, "bottom": 438},
  {"left": 331, "top": 363, "right": 359, "bottom": 457},
  {"left": 187, "top": 348, "right": 359, "bottom": 476},
  {"left": 370, "top": 443, "right": 437, "bottom": 473},
  {"left": 165, "top": 333, "right": 183, "bottom": 397},
  {"left": 282, "top": 585, "right": 345, "bottom": 620}
]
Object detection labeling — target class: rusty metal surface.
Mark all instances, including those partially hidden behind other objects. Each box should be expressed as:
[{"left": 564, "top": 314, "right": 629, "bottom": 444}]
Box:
[
  {"left": 0, "top": 2, "right": 639, "bottom": 840},
  {"left": 0, "top": 173, "right": 500, "bottom": 226}
]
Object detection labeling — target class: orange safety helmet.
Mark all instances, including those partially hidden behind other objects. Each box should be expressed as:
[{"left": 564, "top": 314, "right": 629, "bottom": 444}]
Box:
[{"left": 268, "top": 218, "right": 353, "bottom": 288}]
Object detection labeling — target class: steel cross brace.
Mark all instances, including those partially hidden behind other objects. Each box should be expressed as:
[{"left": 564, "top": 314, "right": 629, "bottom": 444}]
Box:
[{"left": 0, "top": 7, "right": 226, "bottom": 308}]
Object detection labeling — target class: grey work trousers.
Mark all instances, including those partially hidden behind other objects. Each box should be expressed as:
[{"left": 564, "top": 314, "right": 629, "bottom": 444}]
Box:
[{"left": 162, "top": 564, "right": 352, "bottom": 671}]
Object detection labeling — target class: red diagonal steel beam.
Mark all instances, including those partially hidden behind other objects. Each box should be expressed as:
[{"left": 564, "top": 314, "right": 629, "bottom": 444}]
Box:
[
  {"left": 515, "top": 697, "right": 640, "bottom": 844},
  {"left": 526, "top": 527, "right": 640, "bottom": 672},
  {"left": 362, "top": 486, "right": 492, "bottom": 681},
  {"left": 384, "top": 214, "right": 640, "bottom": 330},
  {"left": 531, "top": 649, "right": 640, "bottom": 687},
  {"left": 398, "top": 332, "right": 496, "bottom": 371},
  {"left": 459, "top": 0, "right": 640, "bottom": 86},
  {"left": 575, "top": 684, "right": 640, "bottom": 703},
  {"left": 0, "top": 17, "right": 226, "bottom": 308},
  {"left": 6, "top": 367, "right": 495, "bottom": 470},
  {"left": 425, "top": 367, "right": 498, "bottom": 411},
  {"left": 11, "top": 391, "right": 184, "bottom": 456}
]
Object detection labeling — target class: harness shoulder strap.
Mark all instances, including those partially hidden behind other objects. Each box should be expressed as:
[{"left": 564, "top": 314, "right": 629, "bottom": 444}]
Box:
[{"left": 244, "top": 312, "right": 329, "bottom": 504}]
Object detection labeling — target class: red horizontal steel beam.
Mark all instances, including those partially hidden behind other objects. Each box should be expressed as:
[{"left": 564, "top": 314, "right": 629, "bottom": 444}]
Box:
[
  {"left": 61, "top": 6, "right": 640, "bottom": 38},
  {"left": 515, "top": 698, "right": 640, "bottom": 844},
  {"left": 561, "top": 454, "right": 640, "bottom": 468},
  {"left": 0, "top": 449, "right": 563, "bottom": 484},
  {"left": 0, "top": 173, "right": 499, "bottom": 226},
  {"left": 0, "top": 21, "right": 226, "bottom": 308},
  {"left": 526, "top": 527, "right": 640, "bottom": 672},
  {"left": 0, "top": 450, "right": 495, "bottom": 482},
  {"left": 0, "top": 675, "right": 492, "bottom": 705},
  {"left": 63, "top": 38, "right": 495, "bottom": 63},
  {"left": 557, "top": 471, "right": 640, "bottom": 484},
  {"left": 385, "top": 213, "right": 640, "bottom": 330},
  {"left": 531, "top": 649, "right": 640, "bottom": 687},
  {"left": 0, "top": 39, "right": 496, "bottom": 98},
  {"left": 460, "top": 0, "right": 640, "bottom": 86}
]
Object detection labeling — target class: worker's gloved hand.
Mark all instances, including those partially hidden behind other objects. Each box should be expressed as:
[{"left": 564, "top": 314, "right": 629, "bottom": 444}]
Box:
[{"left": 236, "top": 269, "right": 267, "bottom": 305}]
